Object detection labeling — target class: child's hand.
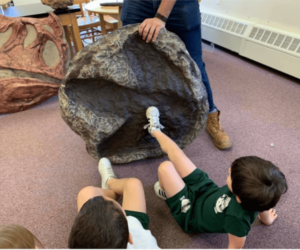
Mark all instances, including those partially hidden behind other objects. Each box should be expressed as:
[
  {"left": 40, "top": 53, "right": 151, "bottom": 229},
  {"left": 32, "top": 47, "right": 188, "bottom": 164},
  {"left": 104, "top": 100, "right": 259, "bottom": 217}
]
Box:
[{"left": 258, "top": 208, "right": 278, "bottom": 226}]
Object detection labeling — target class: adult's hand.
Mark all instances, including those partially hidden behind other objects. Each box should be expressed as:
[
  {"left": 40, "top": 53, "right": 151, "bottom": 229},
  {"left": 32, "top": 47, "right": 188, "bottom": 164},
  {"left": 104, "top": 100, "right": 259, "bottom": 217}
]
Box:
[{"left": 139, "top": 17, "right": 166, "bottom": 43}]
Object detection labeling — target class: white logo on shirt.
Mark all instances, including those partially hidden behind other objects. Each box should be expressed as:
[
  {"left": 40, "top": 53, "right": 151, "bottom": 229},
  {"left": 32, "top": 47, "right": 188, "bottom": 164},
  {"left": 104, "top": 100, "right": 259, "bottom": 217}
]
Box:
[
  {"left": 181, "top": 198, "right": 191, "bottom": 213},
  {"left": 214, "top": 194, "right": 231, "bottom": 214}
]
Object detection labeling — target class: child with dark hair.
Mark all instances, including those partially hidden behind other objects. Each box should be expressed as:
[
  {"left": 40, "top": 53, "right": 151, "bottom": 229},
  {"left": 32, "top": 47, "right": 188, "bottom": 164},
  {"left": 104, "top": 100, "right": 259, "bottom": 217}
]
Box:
[
  {"left": 144, "top": 106, "right": 287, "bottom": 249},
  {"left": 68, "top": 158, "right": 160, "bottom": 249}
]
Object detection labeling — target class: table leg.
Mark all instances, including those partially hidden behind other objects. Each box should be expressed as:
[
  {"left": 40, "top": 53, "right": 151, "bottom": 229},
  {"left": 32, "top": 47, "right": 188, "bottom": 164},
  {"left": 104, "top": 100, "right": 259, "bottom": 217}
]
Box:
[
  {"left": 69, "top": 13, "right": 83, "bottom": 52},
  {"left": 117, "top": 6, "right": 122, "bottom": 29},
  {"left": 99, "top": 13, "right": 107, "bottom": 36}
]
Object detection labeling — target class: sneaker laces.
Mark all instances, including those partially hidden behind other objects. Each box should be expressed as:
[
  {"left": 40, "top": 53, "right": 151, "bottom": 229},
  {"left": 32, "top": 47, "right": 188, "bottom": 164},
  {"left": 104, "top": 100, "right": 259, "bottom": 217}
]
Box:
[
  {"left": 104, "top": 168, "right": 116, "bottom": 188},
  {"left": 105, "top": 167, "right": 115, "bottom": 177},
  {"left": 143, "top": 117, "right": 165, "bottom": 131}
]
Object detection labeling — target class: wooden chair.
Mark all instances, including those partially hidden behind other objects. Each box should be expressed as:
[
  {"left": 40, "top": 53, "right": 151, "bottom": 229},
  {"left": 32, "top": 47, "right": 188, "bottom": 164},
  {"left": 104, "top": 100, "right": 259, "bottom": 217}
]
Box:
[
  {"left": 64, "top": 0, "right": 117, "bottom": 57},
  {"left": 82, "top": 1, "right": 122, "bottom": 36},
  {"left": 97, "top": 2, "right": 122, "bottom": 29},
  {"left": 74, "top": 0, "right": 117, "bottom": 43}
]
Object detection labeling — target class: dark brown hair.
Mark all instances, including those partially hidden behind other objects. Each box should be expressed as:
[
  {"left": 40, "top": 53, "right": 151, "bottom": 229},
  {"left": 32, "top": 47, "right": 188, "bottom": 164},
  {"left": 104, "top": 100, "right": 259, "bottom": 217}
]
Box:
[
  {"left": 231, "top": 156, "right": 287, "bottom": 212},
  {"left": 0, "top": 224, "right": 43, "bottom": 249},
  {"left": 68, "top": 196, "right": 129, "bottom": 248}
]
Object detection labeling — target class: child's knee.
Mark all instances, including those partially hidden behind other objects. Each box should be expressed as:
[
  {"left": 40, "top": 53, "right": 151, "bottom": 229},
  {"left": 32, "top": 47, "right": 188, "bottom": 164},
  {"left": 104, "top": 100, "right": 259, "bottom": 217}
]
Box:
[
  {"left": 158, "top": 161, "right": 175, "bottom": 176},
  {"left": 77, "top": 186, "right": 99, "bottom": 199},
  {"left": 125, "top": 178, "right": 143, "bottom": 190}
]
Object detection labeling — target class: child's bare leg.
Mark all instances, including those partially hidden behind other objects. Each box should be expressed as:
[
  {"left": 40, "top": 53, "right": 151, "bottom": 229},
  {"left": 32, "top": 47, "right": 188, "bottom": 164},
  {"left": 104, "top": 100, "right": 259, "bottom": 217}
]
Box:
[
  {"left": 145, "top": 107, "right": 196, "bottom": 199},
  {"left": 98, "top": 158, "right": 146, "bottom": 213},
  {"left": 158, "top": 161, "right": 185, "bottom": 198},
  {"left": 108, "top": 178, "right": 146, "bottom": 213},
  {"left": 152, "top": 130, "right": 197, "bottom": 178},
  {"left": 77, "top": 186, "right": 117, "bottom": 212}
]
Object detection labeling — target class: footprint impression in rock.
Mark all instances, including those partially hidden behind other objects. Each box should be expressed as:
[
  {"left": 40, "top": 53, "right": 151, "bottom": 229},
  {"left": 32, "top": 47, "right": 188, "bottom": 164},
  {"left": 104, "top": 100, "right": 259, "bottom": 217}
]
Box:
[{"left": 59, "top": 24, "right": 208, "bottom": 164}]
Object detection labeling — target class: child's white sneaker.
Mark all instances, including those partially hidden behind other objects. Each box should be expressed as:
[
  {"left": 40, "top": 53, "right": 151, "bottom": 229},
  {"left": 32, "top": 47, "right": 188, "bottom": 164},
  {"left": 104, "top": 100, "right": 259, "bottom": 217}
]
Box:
[
  {"left": 143, "top": 107, "right": 164, "bottom": 136},
  {"left": 154, "top": 181, "right": 168, "bottom": 200},
  {"left": 98, "top": 157, "right": 117, "bottom": 190}
]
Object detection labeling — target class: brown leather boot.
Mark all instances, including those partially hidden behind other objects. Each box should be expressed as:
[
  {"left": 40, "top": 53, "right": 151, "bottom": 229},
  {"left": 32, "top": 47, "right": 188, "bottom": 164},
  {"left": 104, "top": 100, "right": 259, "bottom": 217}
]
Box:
[{"left": 205, "top": 111, "right": 232, "bottom": 150}]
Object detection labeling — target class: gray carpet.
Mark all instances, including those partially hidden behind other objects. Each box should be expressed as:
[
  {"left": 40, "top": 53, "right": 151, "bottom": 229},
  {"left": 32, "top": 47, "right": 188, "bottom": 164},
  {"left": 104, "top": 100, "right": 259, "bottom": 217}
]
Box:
[{"left": 0, "top": 45, "right": 299, "bottom": 248}]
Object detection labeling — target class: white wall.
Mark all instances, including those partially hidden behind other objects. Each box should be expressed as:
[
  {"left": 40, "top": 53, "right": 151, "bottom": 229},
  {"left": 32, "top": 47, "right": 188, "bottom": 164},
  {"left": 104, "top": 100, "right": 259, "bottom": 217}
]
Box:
[
  {"left": 13, "top": 0, "right": 41, "bottom": 6},
  {"left": 200, "top": 0, "right": 300, "bottom": 34}
]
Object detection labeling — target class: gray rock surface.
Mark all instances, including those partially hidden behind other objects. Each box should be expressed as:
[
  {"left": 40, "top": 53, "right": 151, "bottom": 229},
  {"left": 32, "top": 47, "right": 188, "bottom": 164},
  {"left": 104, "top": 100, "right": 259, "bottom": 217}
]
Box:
[{"left": 59, "top": 24, "right": 208, "bottom": 164}]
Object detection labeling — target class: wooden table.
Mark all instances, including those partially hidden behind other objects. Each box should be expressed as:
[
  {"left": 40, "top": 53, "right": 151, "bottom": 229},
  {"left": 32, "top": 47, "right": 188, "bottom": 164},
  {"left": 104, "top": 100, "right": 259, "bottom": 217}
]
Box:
[
  {"left": 85, "top": 0, "right": 123, "bottom": 36},
  {"left": 2, "top": 3, "right": 83, "bottom": 53},
  {"left": 0, "top": 0, "right": 10, "bottom": 15}
]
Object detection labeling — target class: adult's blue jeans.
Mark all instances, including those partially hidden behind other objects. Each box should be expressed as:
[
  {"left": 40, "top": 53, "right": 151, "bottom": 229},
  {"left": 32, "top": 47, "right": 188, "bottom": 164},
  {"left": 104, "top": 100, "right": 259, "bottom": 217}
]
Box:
[{"left": 121, "top": 0, "right": 216, "bottom": 112}]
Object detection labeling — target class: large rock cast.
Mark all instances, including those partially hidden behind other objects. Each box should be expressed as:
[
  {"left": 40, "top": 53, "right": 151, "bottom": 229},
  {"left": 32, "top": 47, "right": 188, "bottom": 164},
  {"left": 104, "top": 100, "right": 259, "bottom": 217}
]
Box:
[
  {"left": 59, "top": 24, "right": 208, "bottom": 164},
  {"left": 0, "top": 13, "right": 69, "bottom": 114}
]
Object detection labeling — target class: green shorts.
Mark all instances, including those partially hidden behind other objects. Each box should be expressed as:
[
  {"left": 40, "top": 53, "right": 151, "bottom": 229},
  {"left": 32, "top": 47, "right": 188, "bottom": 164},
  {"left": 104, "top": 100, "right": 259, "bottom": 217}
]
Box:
[
  {"left": 165, "top": 168, "right": 218, "bottom": 233},
  {"left": 125, "top": 210, "right": 149, "bottom": 229}
]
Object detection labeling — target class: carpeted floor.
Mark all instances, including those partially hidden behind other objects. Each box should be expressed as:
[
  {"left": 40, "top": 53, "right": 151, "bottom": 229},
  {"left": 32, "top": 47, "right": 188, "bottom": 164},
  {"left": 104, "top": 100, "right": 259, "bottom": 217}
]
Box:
[{"left": 0, "top": 43, "right": 299, "bottom": 249}]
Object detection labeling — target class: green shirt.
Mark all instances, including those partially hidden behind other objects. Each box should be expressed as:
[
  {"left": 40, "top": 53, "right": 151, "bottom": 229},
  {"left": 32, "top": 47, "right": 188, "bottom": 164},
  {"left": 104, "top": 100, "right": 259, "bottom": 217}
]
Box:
[{"left": 194, "top": 185, "right": 258, "bottom": 237}]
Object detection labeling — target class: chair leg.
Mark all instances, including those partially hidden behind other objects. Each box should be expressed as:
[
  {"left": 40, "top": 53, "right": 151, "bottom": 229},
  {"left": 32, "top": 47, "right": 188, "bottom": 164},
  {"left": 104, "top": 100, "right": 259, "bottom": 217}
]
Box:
[
  {"left": 63, "top": 26, "right": 75, "bottom": 58},
  {"left": 113, "top": 23, "right": 118, "bottom": 31}
]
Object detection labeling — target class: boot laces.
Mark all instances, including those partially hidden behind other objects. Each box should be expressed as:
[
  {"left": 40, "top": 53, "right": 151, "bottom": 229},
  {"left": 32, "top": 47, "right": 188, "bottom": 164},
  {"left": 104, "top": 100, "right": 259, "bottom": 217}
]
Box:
[{"left": 211, "top": 117, "right": 224, "bottom": 132}]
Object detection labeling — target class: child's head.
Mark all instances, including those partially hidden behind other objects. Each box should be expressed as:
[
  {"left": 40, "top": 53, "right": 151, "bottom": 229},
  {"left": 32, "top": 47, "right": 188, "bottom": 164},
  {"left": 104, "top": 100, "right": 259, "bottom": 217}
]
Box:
[
  {"left": 68, "top": 196, "right": 129, "bottom": 248},
  {"left": 0, "top": 224, "right": 43, "bottom": 248},
  {"left": 227, "top": 156, "right": 287, "bottom": 212}
]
